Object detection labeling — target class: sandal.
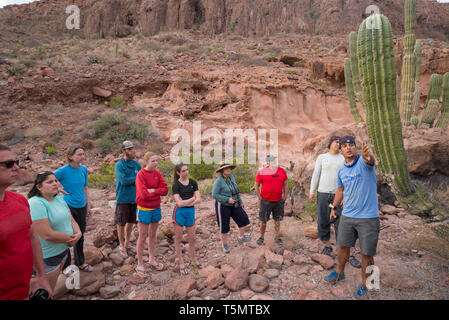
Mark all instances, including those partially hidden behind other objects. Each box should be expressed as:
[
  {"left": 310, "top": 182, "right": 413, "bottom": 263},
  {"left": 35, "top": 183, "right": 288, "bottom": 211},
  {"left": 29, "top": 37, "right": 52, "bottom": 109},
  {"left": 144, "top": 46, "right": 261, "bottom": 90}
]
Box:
[
  {"left": 149, "top": 261, "right": 165, "bottom": 271},
  {"left": 119, "top": 246, "right": 128, "bottom": 258},
  {"left": 126, "top": 246, "right": 137, "bottom": 255},
  {"left": 136, "top": 265, "right": 149, "bottom": 277},
  {"left": 79, "top": 264, "right": 93, "bottom": 272}
]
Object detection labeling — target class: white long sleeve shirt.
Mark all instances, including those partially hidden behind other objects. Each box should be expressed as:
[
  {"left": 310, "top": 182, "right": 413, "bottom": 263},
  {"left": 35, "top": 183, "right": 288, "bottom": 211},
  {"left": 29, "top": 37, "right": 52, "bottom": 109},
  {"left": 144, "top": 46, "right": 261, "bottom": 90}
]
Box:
[{"left": 309, "top": 153, "right": 345, "bottom": 195}]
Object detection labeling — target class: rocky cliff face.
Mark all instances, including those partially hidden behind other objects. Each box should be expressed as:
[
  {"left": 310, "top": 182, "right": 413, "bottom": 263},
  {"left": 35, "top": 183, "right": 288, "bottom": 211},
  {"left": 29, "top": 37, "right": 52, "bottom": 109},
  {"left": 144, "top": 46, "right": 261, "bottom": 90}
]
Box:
[{"left": 1, "top": 0, "right": 449, "bottom": 41}]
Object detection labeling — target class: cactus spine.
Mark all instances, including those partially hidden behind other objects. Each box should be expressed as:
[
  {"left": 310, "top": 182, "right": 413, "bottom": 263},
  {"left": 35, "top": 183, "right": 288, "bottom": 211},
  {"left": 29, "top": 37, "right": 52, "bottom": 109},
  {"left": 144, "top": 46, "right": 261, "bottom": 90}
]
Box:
[
  {"left": 357, "top": 14, "right": 413, "bottom": 195},
  {"left": 412, "top": 40, "right": 422, "bottom": 118},
  {"left": 421, "top": 74, "right": 443, "bottom": 127},
  {"left": 435, "top": 73, "right": 449, "bottom": 130},
  {"left": 399, "top": 0, "right": 416, "bottom": 126},
  {"left": 344, "top": 58, "right": 363, "bottom": 123},
  {"left": 349, "top": 31, "right": 363, "bottom": 104}
]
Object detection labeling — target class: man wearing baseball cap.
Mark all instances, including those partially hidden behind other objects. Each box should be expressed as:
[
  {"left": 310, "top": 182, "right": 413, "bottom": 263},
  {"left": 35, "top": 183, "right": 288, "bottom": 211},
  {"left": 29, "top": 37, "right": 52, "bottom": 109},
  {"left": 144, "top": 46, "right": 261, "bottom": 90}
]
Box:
[
  {"left": 309, "top": 136, "right": 361, "bottom": 268},
  {"left": 324, "top": 136, "right": 380, "bottom": 299},
  {"left": 255, "top": 154, "right": 288, "bottom": 245},
  {"left": 114, "top": 141, "right": 141, "bottom": 258}
]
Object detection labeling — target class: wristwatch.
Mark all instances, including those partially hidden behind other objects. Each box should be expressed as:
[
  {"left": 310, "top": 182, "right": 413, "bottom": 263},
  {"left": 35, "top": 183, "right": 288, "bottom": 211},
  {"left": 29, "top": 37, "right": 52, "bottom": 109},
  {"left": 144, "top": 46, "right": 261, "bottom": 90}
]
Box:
[{"left": 329, "top": 204, "right": 335, "bottom": 209}]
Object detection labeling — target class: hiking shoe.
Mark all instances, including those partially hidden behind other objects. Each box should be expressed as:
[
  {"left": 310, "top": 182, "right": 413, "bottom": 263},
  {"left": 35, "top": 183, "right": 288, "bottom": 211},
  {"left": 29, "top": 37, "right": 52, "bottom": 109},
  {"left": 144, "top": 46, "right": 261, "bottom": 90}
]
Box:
[
  {"left": 222, "top": 244, "right": 230, "bottom": 254},
  {"left": 238, "top": 235, "right": 251, "bottom": 243},
  {"left": 324, "top": 269, "right": 345, "bottom": 284},
  {"left": 256, "top": 237, "right": 264, "bottom": 245},
  {"left": 354, "top": 285, "right": 368, "bottom": 299},
  {"left": 320, "top": 246, "right": 334, "bottom": 257},
  {"left": 349, "top": 255, "right": 362, "bottom": 269},
  {"left": 275, "top": 237, "right": 283, "bottom": 245}
]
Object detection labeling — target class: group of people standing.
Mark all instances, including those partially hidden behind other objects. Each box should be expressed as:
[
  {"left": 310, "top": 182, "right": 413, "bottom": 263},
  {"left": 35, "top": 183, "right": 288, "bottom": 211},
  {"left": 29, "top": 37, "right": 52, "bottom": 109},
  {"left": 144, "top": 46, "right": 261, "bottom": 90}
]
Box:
[{"left": 0, "top": 133, "right": 380, "bottom": 300}]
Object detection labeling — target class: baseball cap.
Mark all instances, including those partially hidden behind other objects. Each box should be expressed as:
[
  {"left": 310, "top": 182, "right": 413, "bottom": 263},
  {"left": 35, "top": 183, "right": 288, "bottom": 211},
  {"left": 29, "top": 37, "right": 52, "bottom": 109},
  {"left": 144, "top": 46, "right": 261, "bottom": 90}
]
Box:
[{"left": 122, "top": 140, "right": 135, "bottom": 149}]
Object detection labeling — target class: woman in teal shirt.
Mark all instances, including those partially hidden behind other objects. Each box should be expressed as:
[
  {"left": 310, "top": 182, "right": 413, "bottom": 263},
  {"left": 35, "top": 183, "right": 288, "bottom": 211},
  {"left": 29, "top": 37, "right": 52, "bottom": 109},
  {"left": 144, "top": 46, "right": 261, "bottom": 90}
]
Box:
[{"left": 28, "top": 171, "right": 82, "bottom": 293}]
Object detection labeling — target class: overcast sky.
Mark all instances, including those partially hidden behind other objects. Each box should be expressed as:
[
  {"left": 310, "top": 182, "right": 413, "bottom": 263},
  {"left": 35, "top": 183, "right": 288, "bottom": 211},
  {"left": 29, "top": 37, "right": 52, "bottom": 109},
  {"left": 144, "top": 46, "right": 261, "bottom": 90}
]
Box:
[{"left": 1, "top": 0, "right": 449, "bottom": 9}]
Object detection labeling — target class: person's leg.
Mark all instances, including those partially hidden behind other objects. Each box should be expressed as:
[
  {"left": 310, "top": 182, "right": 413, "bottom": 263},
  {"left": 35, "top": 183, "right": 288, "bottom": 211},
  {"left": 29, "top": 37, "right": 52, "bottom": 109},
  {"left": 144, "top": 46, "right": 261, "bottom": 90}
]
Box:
[
  {"left": 186, "top": 224, "right": 197, "bottom": 265},
  {"left": 273, "top": 199, "right": 284, "bottom": 242},
  {"left": 336, "top": 246, "right": 350, "bottom": 274},
  {"left": 258, "top": 199, "right": 269, "bottom": 244},
  {"left": 316, "top": 192, "right": 332, "bottom": 249},
  {"left": 117, "top": 224, "right": 126, "bottom": 251},
  {"left": 232, "top": 206, "right": 251, "bottom": 241},
  {"left": 174, "top": 223, "right": 184, "bottom": 270},
  {"left": 148, "top": 222, "right": 159, "bottom": 265},
  {"left": 70, "top": 206, "right": 87, "bottom": 267},
  {"left": 136, "top": 222, "right": 149, "bottom": 268},
  {"left": 361, "top": 254, "right": 375, "bottom": 288},
  {"left": 124, "top": 223, "right": 134, "bottom": 248},
  {"left": 216, "top": 202, "right": 231, "bottom": 250}
]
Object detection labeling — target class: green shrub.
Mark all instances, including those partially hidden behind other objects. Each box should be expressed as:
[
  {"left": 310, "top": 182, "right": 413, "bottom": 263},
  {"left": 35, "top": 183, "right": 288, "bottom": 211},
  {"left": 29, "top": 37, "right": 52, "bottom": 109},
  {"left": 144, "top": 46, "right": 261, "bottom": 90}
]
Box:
[
  {"left": 45, "top": 145, "right": 57, "bottom": 155},
  {"left": 109, "top": 96, "right": 124, "bottom": 109},
  {"left": 232, "top": 162, "right": 258, "bottom": 193},
  {"left": 93, "top": 114, "right": 156, "bottom": 154},
  {"left": 199, "top": 182, "right": 214, "bottom": 195},
  {"left": 303, "top": 196, "right": 317, "bottom": 220},
  {"left": 7, "top": 64, "right": 25, "bottom": 76},
  {"left": 86, "top": 54, "right": 102, "bottom": 65},
  {"left": 230, "top": 20, "right": 236, "bottom": 33},
  {"left": 88, "top": 163, "right": 115, "bottom": 189},
  {"left": 56, "top": 129, "right": 65, "bottom": 136},
  {"left": 293, "top": 61, "right": 302, "bottom": 67}
]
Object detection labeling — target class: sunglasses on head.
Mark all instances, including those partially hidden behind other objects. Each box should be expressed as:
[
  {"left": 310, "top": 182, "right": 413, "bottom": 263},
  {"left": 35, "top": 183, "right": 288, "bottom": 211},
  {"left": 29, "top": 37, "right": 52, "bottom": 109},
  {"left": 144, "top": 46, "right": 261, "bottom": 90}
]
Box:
[{"left": 0, "top": 160, "right": 19, "bottom": 169}]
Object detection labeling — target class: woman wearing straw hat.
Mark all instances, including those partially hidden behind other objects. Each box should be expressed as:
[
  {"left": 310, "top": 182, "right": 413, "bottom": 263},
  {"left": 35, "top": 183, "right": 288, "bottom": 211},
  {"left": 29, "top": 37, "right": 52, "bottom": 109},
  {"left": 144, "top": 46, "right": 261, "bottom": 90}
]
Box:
[{"left": 212, "top": 163, "right": 251, "bottom": 254}]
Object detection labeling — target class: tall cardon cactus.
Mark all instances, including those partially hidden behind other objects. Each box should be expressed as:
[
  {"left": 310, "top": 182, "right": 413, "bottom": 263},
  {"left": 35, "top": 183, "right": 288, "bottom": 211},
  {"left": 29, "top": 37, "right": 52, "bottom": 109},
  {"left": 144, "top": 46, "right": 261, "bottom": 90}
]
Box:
[
  {"left": 357, "top": 13, "right": 449, "bottom": 224},
  {"left": 349, "top": 31, "right": 363, "bottom": 103},
  {"left": 399, "top": 0, "right": 416, "bottom": 126}
]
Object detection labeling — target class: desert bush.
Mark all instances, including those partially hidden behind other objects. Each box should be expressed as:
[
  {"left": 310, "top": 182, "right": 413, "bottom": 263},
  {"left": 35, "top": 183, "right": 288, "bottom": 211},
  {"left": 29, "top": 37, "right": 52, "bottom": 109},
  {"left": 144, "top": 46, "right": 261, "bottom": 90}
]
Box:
[
  {"left": 88, "top": 163, "right": 115, "bottom": 189},
  {"left": 94, "top": 114, "right": 162, "bottom": 154},
  {"left": 44, "top": 145, "right": 57, "bottom": 155},
  {"left": 109, "top": 96, "right": 124, "bottom": 109},
  {"left": 86, "top": 54, "right": 102, "bottom": 65},
  {"left": 7, "top": 64, "right": 25, "bottom": 76}
]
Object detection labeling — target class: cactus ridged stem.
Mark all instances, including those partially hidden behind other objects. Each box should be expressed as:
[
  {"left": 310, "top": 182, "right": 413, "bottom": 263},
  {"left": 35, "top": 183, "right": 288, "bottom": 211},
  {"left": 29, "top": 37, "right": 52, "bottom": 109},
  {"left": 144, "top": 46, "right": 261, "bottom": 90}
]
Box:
[
  {"left": 421, "top": 74, "right": 442, "bottom": 127},
  {"left": 399, "top": 0, "right": 416, "bottom": 126},
  {"left": 349, "top": 31, "right": 363, "bottom": 104},
  {"left": 435, "top": 73, "right": 449, "bottom": 130},
  {"left": 344, "top": 58, "right": 363, "bottom": 123},
  {"left": 412, "top": 40, "right": 422, "bottom": 118},
  {"left": 358, "top": 14, "right": 413, "bottom": 196}
]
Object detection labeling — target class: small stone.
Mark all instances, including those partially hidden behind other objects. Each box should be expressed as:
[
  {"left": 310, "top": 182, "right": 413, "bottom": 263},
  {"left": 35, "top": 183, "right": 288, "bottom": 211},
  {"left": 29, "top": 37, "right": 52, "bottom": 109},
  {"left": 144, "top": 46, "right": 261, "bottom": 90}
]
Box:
[
  {"left": 22, "top": 82, "right": 35, "bottom": 89},
  {"left": 99, "top": 285, "right": 120, "bottom": 299},
  {"left": 120, "top": 264, "right": 134, "bottom": 276},
  {"left": 205, "top": 269, "right": 224, "bottom": 289},
  {"left": 109, "top": 253, "right": 124, "bottom": 266},
  {"left": 264, "top": 269, "right": 280, "bottom": 279},
  {"left": 93, "top": 86, "right": 112, "bottom": 98},
  {"left": 187, "top": 289, "right": 200, "bottom": 298},
  {"left": 248, "top": 274, "right": 269, "bottom": 293},
  {"left": 304, "top": 226, "right": 318, "bottom": 239},
  {"left": 311, "top": 253, "right": 334, "bottom": 269},
  {"left": 240, "top": 289, "right": 255, "bottom": 300}
]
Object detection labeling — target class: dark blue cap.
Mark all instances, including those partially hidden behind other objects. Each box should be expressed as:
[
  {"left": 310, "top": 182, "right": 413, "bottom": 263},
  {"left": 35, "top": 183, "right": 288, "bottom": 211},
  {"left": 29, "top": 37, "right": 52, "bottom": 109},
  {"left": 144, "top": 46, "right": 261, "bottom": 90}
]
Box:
[{"left": 339, "top": 135, "right": 356, "bottom": 147}]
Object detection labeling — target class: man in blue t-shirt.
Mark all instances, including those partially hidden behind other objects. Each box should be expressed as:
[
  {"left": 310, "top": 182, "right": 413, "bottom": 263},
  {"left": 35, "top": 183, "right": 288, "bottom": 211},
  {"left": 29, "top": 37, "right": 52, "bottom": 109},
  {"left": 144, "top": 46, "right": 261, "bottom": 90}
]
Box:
[
  {"left": 114, "top": 141, "right": 142, "bottom": 258},
  {"left": 324, "top": 136, "right": 380, "bottom": 299}
]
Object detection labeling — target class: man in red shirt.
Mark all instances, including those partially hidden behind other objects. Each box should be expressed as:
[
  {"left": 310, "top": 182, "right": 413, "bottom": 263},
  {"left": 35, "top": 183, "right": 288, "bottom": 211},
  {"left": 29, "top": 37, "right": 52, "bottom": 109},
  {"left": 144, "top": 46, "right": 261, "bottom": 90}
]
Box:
[
  {"left": 0, "top": 145, "right": 52, "bottom": 300},
  {"left": 255, "top": 155, "right": 288, "bottom": 245}
]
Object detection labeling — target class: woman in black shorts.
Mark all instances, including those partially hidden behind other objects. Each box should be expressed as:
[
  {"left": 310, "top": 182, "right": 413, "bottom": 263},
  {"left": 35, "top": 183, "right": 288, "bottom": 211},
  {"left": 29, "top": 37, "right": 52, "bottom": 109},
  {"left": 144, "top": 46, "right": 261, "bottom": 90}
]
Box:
[{"left": 211, "top": 164, "right": 251, "bottom": 254}]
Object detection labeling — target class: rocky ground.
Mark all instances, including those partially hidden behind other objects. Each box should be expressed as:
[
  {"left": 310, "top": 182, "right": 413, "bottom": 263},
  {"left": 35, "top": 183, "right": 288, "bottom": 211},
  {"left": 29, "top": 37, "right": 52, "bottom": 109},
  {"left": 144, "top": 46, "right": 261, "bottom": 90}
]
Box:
[{"left": 14, "top": 185, "right": 449, "bottom": 300}]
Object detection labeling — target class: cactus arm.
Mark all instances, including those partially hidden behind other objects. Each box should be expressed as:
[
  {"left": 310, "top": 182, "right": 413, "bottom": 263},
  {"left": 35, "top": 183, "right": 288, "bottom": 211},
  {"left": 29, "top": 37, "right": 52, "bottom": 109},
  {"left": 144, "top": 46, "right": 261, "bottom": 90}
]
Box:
[
  {"left": 344, "top": 58, "right": 363, "bottom": 123},
  {"left": 435, "top": 73, "right": 449, "bottom": 130},
  {"left": 399, "top": 0, "right": 417, "bottom": 126}
]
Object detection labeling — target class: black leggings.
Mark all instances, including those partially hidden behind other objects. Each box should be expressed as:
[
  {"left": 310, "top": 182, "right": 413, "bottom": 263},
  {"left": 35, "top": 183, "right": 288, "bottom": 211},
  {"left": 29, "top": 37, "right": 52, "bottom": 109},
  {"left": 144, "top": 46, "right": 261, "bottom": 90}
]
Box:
[{"left": 68, "top": 205, "right": 87, "bottom": 266}]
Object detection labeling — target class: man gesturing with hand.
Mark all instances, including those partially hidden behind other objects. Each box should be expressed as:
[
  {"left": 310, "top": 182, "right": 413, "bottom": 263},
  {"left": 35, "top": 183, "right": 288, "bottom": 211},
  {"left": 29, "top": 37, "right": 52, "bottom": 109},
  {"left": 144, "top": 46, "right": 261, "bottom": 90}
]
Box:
[{"left": 325, "top": 136, "right": 380, "bottom": 299}]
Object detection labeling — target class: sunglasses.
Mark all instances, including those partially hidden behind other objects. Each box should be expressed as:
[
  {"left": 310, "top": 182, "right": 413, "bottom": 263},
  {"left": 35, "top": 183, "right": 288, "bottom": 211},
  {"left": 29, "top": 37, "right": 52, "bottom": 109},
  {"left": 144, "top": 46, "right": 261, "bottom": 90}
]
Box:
[{"left": 0, "top": 160, "right": 19, "bottom": 169}]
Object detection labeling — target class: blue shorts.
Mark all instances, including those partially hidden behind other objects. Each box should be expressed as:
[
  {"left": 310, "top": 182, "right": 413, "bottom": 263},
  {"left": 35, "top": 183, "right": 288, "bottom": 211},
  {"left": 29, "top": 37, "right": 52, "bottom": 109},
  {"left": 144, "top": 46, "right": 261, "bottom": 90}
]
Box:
[
  {"left": 137, "top": 207, "right": 161, "bottom": 224},
  {"left": 172, "top": 206, "right": 195, "bottom": 227}
]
